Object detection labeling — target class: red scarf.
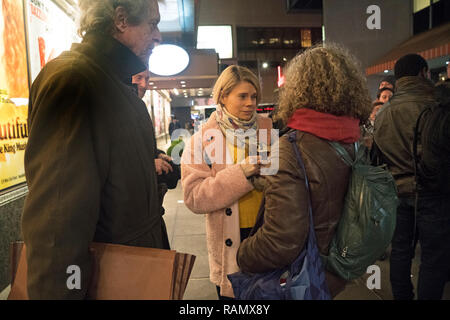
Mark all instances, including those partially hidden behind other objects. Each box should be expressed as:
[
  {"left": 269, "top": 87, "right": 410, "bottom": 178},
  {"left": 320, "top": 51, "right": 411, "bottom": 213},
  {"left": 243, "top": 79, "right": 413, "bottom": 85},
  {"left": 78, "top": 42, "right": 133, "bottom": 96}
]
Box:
[{"left": 287, "top": 108, "right": 360, "bottom": 143}]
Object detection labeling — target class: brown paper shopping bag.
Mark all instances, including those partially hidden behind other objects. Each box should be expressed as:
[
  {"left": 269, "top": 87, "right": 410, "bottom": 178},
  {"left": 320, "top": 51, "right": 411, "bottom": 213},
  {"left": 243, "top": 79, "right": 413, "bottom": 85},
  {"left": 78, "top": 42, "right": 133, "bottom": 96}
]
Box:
[{"left": 8, "top": 242, "right": 195, "bottom": 300}]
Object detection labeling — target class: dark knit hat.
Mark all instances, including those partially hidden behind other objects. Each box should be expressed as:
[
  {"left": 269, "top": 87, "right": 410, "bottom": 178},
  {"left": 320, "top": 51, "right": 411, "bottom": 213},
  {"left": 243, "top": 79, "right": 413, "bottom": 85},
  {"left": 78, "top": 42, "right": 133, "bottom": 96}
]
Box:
[
  {"left": 394, "top": 54, "right": 428, "bottom": 80},
  {"left": 379, "top": 75, "right": 396, "bottom": 89}
]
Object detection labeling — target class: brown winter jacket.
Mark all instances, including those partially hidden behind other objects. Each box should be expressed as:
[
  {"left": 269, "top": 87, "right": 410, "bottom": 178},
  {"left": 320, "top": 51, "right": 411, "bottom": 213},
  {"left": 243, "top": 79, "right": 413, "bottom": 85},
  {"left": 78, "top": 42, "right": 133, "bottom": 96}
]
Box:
[
  {"left": 373, "top": 76, "right": 436, "bottom": 196},
  {"left": 237, "top": 129, "right": 353, "bottom": 297}
]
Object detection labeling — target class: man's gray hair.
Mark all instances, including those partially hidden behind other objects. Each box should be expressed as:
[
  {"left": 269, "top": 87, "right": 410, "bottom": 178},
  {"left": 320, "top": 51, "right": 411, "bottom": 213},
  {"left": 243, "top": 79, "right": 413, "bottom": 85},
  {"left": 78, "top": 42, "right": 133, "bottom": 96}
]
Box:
[{"left": 78, "top": 0, "right": 153, "bottom": 37}]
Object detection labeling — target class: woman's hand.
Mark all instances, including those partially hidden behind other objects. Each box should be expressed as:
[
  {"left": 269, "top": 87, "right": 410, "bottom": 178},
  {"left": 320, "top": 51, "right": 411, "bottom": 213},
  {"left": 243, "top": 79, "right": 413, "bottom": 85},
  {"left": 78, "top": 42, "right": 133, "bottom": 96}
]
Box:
[{"left": 240, "top": 156, "right": 262, "bottom": 178}]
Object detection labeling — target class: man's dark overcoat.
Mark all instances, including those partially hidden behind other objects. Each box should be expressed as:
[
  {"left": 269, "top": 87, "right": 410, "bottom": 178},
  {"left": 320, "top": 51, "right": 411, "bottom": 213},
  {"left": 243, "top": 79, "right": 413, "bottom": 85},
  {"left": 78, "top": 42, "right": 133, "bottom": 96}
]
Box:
[{"left": 22, "top": 32, "right": 167, "bottom": 299}]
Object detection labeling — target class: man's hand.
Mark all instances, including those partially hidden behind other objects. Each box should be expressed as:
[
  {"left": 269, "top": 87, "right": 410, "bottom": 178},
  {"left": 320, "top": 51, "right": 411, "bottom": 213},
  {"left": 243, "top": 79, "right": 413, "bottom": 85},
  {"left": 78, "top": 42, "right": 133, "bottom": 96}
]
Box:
[
  {"left": 158, "top": 153, "right": 172, "bottom": 162},
  {"left": 155, "top": 158, "right": 173, "bottom": 175}
]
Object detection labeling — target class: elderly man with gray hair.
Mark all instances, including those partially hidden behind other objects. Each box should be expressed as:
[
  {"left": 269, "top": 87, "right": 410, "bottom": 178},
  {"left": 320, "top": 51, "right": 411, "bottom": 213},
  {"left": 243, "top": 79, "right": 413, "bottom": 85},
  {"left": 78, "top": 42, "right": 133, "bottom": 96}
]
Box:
[{"left": 22, "top": 0, "right": 166, "bottom": 299}]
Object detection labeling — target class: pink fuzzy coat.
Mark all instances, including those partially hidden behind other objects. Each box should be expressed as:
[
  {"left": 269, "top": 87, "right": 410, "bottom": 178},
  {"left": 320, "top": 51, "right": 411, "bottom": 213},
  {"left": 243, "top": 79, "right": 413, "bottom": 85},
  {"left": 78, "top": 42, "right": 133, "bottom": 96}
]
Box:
[{"left": 181, "top": 113, "right": 272, "bottom": 297}]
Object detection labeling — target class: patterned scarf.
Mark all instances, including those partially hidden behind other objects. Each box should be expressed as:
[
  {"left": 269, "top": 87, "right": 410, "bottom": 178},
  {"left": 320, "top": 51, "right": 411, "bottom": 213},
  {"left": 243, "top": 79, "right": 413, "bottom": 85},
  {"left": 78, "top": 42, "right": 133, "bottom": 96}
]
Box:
[{"left": 214, "top": 104, "right": 259, "bottom": 160}]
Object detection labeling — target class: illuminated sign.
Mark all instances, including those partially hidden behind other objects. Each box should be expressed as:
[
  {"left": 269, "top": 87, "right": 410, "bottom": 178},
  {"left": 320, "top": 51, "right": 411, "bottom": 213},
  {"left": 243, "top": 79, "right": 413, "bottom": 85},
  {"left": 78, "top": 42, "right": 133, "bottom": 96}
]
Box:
[
  {"left": 197, "top": 26, "right": 233, "bottom": 59},
  {"left": 257, "top": 105, "right": 275, "bottom": 113},
  {"left": 277, "top": 66, "right": 285, "bottom": 87}
]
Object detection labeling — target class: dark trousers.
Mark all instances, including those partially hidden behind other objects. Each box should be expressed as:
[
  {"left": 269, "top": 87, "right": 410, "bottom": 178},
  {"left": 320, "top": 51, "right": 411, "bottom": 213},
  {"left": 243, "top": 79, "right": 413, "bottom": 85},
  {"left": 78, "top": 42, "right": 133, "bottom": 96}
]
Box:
[
  {"left": 216, "top": 228, "right": 252, "bottom": 300},
  {"left": 390, "top": 195, "right": 450, "bottom": 300}
]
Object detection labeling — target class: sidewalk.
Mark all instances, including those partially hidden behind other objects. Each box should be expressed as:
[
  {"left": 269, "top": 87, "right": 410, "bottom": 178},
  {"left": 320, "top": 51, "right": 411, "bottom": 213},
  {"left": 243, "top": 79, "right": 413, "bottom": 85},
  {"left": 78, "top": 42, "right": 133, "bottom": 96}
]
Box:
[
  {"left": 163, "top": 181, "right": 218, "bottom": 300},
  {"left": 2, "top": 181, "right": 448, "bottom": 300},
  {"left": 164, "top": 182, "right": 450, "bottom": 300}
]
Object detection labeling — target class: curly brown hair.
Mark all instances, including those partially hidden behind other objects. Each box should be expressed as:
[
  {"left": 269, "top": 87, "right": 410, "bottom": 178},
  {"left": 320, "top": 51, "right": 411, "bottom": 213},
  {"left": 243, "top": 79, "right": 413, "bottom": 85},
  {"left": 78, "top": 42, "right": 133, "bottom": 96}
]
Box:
[{"left": 274, "top": 43, "right": 371, "bottom": 124}]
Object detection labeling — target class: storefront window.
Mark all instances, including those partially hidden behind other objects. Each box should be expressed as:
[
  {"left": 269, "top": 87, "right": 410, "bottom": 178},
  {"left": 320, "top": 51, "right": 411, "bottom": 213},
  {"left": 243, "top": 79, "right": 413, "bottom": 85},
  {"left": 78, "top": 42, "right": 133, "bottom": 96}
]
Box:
[
  {"left": 301, "top": 29, "right": 312, "bottom": 48},
  {"left": 414, "top": 0, "right": 440, "bottom": 13},
  {"left": 414, "top": 0, "right": 430, "bottom": 13}
]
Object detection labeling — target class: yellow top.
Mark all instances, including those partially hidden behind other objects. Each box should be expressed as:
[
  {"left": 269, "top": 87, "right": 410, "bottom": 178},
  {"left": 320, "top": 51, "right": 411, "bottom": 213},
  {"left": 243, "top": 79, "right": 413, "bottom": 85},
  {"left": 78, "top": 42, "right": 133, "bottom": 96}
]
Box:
[{"left": 228, "top": 142, "right": 263, "bottom": 229}]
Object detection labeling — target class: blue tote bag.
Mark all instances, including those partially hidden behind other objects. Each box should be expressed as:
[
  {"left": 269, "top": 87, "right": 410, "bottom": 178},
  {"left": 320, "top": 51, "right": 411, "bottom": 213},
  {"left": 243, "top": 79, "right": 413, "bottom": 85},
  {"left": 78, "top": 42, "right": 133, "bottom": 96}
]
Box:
[{"left": 227, "top": 131, "right": 331, "bottom": 300}]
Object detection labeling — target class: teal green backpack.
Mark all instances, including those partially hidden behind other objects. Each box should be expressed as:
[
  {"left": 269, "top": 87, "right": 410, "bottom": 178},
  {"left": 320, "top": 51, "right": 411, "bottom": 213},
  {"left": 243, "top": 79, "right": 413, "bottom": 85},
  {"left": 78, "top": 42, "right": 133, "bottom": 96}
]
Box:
[{"left": 322, "top": 142, "right": 398, "bottom": 280}]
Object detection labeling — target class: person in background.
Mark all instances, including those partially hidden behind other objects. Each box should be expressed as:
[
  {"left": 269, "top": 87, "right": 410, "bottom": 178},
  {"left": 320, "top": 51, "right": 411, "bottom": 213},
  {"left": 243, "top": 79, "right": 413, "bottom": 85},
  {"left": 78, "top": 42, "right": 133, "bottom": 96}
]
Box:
[
  {"left": 362, "top": 77, "right": 395, "bottom": 150},
  {"left": 373, "top": 53, "right": 449, "bottom": 300},
  {"left": 22, "top": 0, "right": 167, "bottom": 299},
  {"left": 378, "top": 87, "right": 394, "bottom": 104},
  {"left": 181, "top": 65, "right": 272, "bottom": 299},
  {"left": 378, "top": 75, "right": 396, "bottom": 92},
  {"left": 132, "top": 69, "right": 150, "bottom": 99},
  {"left": 132, "top": 69, "right": 173, "bottom": 175},
  {"left": 236, "top": 44, "right": 372, "bottom": 299},
  {"left": 132, "top": 69, "right": 178, "bottom": 249},
  {"left": 363, "top": 100, "right": 384, "bottom": 149},
  {"left": 169, "top": 115, "right": 181, "bottom": 139}
]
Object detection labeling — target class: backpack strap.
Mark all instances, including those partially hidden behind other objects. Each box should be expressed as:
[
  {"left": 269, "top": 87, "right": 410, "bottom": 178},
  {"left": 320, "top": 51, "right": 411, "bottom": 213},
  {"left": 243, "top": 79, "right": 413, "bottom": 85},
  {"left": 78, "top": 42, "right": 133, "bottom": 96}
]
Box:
[
  {"left": 288, "top": 130, "right": 331, "bottom": 298},
  {"left": 287, "top": 131, "right": 316, "bottom": 235},
  {"left": 328, "top": 141, "right": 356, "bottom": 167}
]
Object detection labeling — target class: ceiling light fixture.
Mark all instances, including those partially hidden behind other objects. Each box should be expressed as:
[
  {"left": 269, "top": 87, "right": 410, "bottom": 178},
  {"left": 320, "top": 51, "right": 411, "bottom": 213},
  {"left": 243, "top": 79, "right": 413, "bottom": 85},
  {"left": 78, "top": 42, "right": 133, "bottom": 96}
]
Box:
[{"left": 149, "top": 44, "right": 190, "bottom": 76}]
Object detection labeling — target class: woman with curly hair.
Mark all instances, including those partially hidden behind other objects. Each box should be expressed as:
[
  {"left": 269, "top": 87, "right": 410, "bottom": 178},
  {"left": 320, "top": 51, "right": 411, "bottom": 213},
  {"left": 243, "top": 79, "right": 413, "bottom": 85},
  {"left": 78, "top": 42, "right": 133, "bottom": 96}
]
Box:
[{"left": 236, "top": 44, "right": 372, "bottom": 298}]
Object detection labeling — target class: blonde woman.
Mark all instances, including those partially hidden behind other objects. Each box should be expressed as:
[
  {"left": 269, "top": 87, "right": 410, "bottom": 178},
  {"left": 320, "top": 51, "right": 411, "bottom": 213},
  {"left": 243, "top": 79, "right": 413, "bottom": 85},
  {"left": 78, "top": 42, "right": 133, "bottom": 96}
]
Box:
[
  {"left": 181, "top": 65, "right": 272, "bottom": 299},
  {"left": 236, "top": 44, "right": 372, "bottom": 298}
]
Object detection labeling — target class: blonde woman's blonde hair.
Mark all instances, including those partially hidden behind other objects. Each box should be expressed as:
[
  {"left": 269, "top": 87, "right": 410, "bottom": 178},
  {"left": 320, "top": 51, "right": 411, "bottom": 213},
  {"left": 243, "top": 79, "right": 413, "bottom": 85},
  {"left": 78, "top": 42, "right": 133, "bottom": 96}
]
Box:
[
  {"left": 213, "top": 65, "right": 261, "bottom": 107},
  {"left": 274, "top": 43, "right": 372, "bottom": 124}
]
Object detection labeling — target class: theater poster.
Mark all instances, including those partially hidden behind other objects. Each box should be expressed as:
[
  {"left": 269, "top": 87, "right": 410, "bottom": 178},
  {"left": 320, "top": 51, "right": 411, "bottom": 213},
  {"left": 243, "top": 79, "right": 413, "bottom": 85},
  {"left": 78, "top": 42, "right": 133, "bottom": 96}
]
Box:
[
  {"left": 24, "top": 0, "right": 80, "bottom": 82},
  {"left": 0, "top": 0, "right": 29, "bottom": 191}
]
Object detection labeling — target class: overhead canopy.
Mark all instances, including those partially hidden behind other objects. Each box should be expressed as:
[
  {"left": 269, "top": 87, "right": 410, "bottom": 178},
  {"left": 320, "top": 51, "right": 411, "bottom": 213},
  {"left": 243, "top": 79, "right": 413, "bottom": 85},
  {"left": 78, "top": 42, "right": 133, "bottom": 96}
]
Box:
[
  {"left": 148, "top": 49, "right": 218, "bottom": 90},
  {"left": 366, "top": 22, "right": 450, "bottom": 75}
]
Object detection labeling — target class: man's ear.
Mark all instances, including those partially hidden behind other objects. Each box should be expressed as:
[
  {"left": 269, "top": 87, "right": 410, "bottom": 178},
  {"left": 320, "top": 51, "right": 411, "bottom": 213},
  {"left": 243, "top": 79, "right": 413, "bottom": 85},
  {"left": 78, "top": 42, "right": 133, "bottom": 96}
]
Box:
[
  {"left": 419, "top": 67, "right": 428, "bottom": 79},
  {"left": 114, "top": 6, "right": 129, "bottom": 33}
]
